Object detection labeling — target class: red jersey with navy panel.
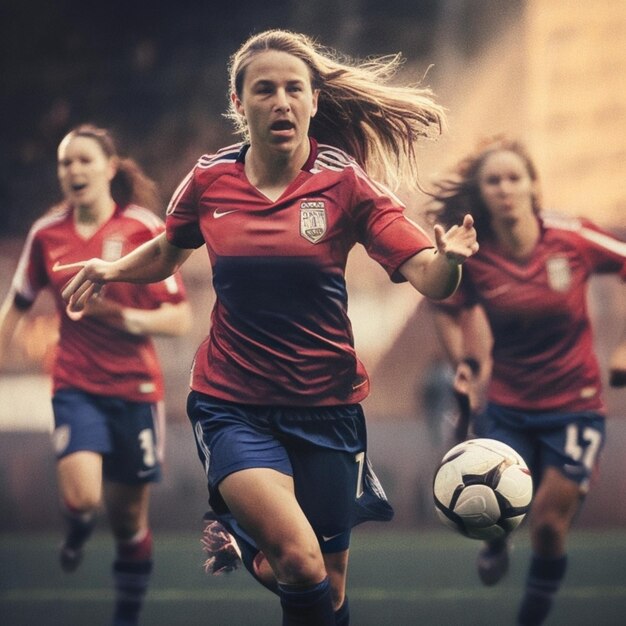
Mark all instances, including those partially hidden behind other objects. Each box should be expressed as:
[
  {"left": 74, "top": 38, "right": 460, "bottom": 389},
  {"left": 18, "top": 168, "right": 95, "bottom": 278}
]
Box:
[
  {"left": 11, "top": 204, "right": 187, "bottom": 403},
  {"left": 433, "top": 214, "right": 626, "bottom": 413},
  {"left": 165, "top": 139, "right": 433, "bottom": 406}
]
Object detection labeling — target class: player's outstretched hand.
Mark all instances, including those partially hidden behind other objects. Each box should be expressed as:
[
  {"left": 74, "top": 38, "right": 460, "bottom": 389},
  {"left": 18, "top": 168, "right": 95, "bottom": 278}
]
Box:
[
  {"left": 55, "top": 259, "right": 112, "bottom": 315},
  {"left": 434, "top": 214, "right": 479, "bottom": 265}
]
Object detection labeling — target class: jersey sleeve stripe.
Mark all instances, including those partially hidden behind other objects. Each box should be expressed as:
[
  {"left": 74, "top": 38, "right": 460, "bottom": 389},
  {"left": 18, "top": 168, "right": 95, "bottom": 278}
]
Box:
[
  {"left": 166, "top": 169, "right": 195, "bottom": 216},
  {"left": 123, "top": 205, "right": 165, "bottom": 235},
  {"left": 11, "top": 211, "right": 68, "bottom": 301},
  {"left": 579, "top": 226, "right": 626, "bottom": 258},
  {"left": 314, "top": 144, "right": 406, "bottom": 206}
]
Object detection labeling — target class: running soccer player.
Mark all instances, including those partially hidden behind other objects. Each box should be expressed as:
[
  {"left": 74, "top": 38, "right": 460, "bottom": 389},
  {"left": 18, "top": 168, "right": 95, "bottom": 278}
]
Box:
[
  {"left": 0, "top": 124, "right": 191, "bottom": 626},
  {"left": 428, "top": 136, "right": 626, "bottom": 626},
  {"left": 58, "top": 30, "right": 478, "bottom": 626}
]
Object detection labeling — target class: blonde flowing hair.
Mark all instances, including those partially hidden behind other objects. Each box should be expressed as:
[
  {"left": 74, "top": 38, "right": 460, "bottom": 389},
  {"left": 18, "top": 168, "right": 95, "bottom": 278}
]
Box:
[{"left": 226, "top": 29, "right": 446, "bottom": 191}]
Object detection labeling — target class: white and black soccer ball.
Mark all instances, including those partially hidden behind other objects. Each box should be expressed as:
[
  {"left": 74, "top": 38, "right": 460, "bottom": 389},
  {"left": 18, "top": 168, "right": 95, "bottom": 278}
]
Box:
[{"left": 433, "top": 438, "right": 533, "bottom": 540}]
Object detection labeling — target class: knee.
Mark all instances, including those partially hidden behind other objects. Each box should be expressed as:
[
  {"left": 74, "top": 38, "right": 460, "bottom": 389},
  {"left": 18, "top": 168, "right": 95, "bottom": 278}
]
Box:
[
  {"left": 531, "top": 515, "right": 568, "bottom": 555},
  {"left": 62, "top": 491, "right": 100, "bottom": 513},
  {"left": 272, "top": 541, "right": 326, "bottom": 585}
]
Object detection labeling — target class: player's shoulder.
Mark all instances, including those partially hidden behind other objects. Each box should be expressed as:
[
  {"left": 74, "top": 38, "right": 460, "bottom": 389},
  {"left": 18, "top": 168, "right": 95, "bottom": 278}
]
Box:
[
  {"left": 28, "top": 205, "right": 71, "bottom": 238},
  {"left": 195, "top": 143, "right": 243, "bottom": 174},
  {"left": 541, "top": 211, "right": 621, "bottom": 246},
  {"left": 119, "top": 204, "right": 165, "bottom": 236},
  {"left": 312, "top": 143, "right": 361, "bottom": 176},
  {"left": 541, "top": 211, "right": 584, "bottom": 233}
]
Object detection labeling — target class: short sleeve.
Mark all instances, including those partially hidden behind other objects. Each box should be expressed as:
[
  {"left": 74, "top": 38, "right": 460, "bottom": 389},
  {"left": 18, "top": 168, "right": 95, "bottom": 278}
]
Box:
[
  {"left": 165, "top": 167, "right": 205, "bottom": 249},
  {"left": 349, "top": 169, "right": 433, "bottom": 281}
]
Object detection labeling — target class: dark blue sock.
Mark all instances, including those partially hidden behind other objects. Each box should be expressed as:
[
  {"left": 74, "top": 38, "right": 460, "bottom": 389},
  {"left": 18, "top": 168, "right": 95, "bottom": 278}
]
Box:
[
  {"left": 278, "top": 577, "right": 335, "bottom": 625},
  {"left": 517, "top": 554, "right": 567, "bottom": 625},
  {"left": 113, "top": 559, "right": 153, "bottom": 626},
  {"left": 335, "top": 596, "right": 350, "bottom": 626}
]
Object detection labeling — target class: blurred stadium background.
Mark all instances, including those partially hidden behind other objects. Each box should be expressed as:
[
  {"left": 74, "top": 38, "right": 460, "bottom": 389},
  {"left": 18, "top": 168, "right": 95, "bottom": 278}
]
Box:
[{"left": 1, "top": 0, "right": 625, "bottom": 538}]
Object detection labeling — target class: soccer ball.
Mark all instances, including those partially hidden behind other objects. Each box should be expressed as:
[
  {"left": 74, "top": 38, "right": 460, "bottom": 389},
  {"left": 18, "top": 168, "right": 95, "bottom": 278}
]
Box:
[{"left": 433, "top": 438, "right": 533, "bottom": 540}]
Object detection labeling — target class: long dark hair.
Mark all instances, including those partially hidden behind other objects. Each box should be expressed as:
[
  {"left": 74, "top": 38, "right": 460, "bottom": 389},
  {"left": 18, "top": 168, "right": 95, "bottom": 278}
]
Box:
[
  {"left": 428, "top": 136, "right": 542, "bottom": 238},
  {"left": 60, "top": 124, "right": 161, "bottom": 211}
]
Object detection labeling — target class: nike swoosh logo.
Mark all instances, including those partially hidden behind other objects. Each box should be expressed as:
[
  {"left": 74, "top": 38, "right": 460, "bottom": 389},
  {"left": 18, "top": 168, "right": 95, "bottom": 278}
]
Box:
[
  {"left": 213, "top": 209, "right": 238, "bottom": 219},
  {"left": 137, "top": 468, "right": 158, "bottom": 478},
  {"left": 321, "top": 532, "right": 343, "bottom": 542},
  {"left": 482, "top": 285, "right": 511, "bottom": 299}
]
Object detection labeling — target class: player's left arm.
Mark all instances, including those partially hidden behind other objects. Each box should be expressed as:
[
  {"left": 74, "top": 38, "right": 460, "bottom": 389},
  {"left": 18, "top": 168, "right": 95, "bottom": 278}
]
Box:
[
  {"left": 399, "top": 214, "right": 479, "bottom": 300},
  {"left": 0, "top": 296, "right": 28, "bottom": 369}
]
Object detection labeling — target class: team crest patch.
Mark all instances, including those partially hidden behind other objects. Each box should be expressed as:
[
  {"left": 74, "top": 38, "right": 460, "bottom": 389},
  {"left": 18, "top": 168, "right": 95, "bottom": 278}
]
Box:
[
  {"left": 546, "top": 256, "right": 572, "bottom": 292},
  {"left": 102, "top": 238, "right": 124, "bottom": 261},
  {"left": 52, "top": 424, "right": 71, "bottom": 456},
  {"left": 300, "top": 202, "right": 327, "bottom": 243}
]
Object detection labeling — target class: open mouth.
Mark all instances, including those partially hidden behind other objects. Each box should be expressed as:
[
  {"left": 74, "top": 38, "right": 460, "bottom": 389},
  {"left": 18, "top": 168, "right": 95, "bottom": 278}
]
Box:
[
  {"left": 270, "top": 120, "right": 295, "bottom": 132},
  {"left": 71, "top": 183, "right": 88, "bottom": 192}
]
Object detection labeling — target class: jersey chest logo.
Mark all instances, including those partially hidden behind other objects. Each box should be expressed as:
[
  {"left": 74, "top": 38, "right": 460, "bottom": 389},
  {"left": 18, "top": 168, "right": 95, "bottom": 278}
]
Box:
[
  {"left": 102, "top": 237, "right": 124, "bottom": 261},
  {"left": 546, "top": 255, "right": 572, "bottom": 292},
  {"left": 300, "top": 201, "right": 327, "bottom": 244}
]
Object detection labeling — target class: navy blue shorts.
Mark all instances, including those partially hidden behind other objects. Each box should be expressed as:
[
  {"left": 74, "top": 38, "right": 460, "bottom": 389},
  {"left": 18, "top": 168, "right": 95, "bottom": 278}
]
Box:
[
  {"left": 188, "top": 391, "right": 392, "bottom": 552},
  {"left": 476, "top": 403, "right": 605, "bottom": 493},
  {"left": 52, "top": 388, "right": 164, "bottom": 484}
]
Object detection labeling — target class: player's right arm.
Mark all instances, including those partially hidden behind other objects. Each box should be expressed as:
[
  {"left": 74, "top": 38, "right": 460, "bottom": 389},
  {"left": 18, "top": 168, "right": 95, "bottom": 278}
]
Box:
[
  {"left": 609, "top": 338, "right": 626, "bottom": 387},
  {"left": 60, "top": 233, "right": 193, "bottom": 312},
  {"left": 0, "top": 295, "right": 27, "bottom": 369}
]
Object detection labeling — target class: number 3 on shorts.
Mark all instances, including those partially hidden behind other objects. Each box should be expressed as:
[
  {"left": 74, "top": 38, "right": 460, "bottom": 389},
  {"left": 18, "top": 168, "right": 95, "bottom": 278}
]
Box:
[{"left": 138, "top": 428, "right": 157, "bottom": 467}]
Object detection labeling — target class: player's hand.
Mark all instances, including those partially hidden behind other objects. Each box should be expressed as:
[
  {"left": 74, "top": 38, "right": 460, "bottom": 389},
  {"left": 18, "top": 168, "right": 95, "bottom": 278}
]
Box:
[
  {"left": 609, "top": 339, "right": 626, "bottom": 387},
  {"left": 54, "top": 259, "right": 112, "bottom": 315},
  {"left": 453, "top": 360, "right": 475, "bottom": 397},
  {"left": 434, "top": 214, "right": 479, "bottom": 265}
]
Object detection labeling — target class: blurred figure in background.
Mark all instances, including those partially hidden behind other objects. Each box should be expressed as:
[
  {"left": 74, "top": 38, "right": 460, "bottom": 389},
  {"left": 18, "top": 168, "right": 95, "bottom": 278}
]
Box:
[
  {"left": 0, "top": 124, "right": 191, "bottom": 626},
  {"left": 427, "top": 136, "right": 626, "bottom": 626},
  {"left": 609, "top": 331, "right": 626, "bottom": 387},
  {"left": 57, "top": 30, "right": 478, "bottom": 626}
]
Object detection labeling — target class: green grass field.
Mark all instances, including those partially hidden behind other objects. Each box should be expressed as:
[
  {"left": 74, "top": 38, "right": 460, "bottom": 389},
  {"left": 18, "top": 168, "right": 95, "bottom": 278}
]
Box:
[{"left": 2, "top": 528, "right": 626, "bottom": 625}]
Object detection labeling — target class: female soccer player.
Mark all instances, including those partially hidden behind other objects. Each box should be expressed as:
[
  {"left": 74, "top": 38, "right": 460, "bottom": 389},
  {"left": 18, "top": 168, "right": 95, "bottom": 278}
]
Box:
[
  {"left": 59, "top": 30, "right": 478, "bottom": 626},
  {"left": 428, "top": 136, "right": 626, "bottom": 626},
  {"left": 0, "top": 124, "right": 191, "bottom": 626}
]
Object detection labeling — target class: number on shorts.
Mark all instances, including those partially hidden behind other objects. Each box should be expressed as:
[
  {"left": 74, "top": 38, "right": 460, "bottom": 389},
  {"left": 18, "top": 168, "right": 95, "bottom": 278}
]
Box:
[
  {"left": 138, "top": 428, "right": 156, "bottom": 467},
  {"left": 564, "top": 424, "right": 602, "bottom": 472},
  {"left": 355, "top": 451, "right": 365, "bottom": 499}
]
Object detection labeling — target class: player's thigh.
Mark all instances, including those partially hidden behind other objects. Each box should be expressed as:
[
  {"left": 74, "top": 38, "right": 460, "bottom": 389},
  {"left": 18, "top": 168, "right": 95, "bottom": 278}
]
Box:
[
  {"left": 105, "top": 400, "right": 163, "bottom": 484},
  {"left": 290, "top": 444, "right": 361, "bottom": 536},
  {"left": 220, "top": 467, "right": 318, "bottom": 550},
  {"left": 57, "top": 450, "right": 103, "bottom": 508},
  {"left": 52, "top": 388, "right": 111, "bottom": 506},
  {"left": 531, "top": 466, "right": 581, "bottom": 522},
  {"left": 104, "top": 481, "right": 151, "bottom": 538}
]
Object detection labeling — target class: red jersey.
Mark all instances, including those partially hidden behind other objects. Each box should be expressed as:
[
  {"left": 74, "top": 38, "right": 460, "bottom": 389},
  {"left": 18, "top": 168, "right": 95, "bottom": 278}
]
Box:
[
  {"left": 434, "top": 214, "right": 626, "bottom": 413},
  {"left": 12, "top": 204, "right": 187, "bottom": 402},
  {"left": 165, "top": 139, "right": 432, "bottom": 406}
]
